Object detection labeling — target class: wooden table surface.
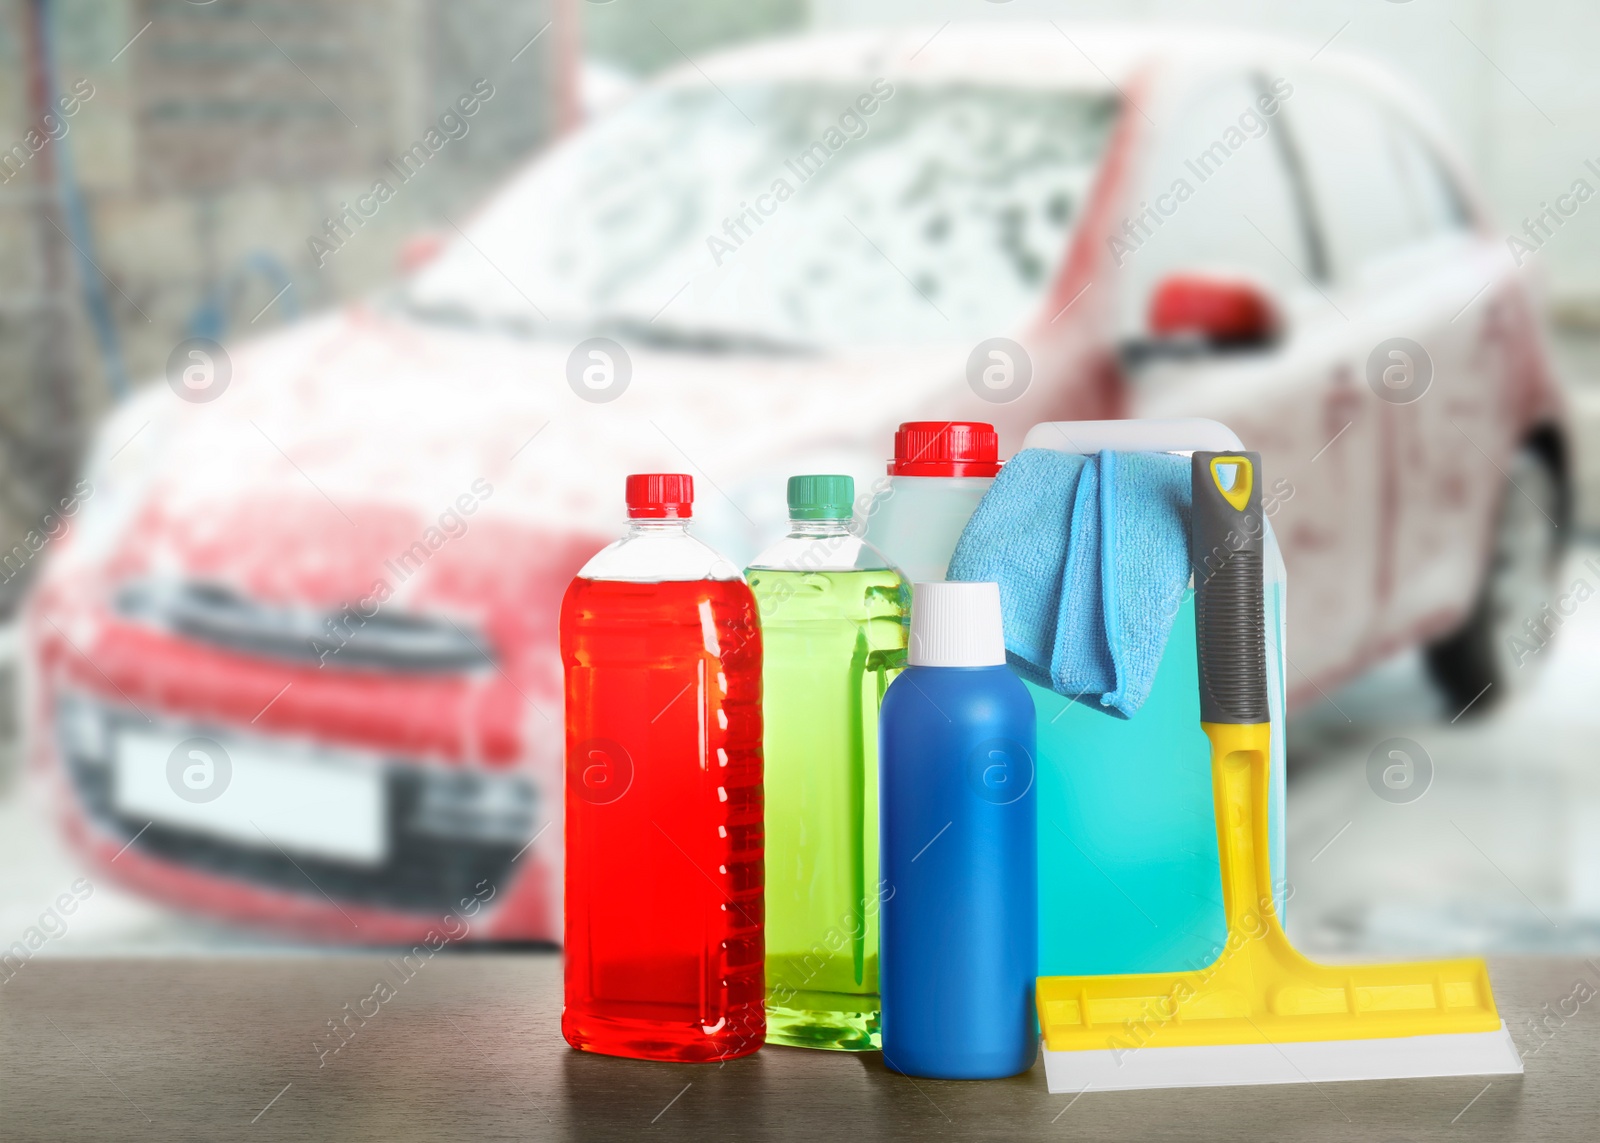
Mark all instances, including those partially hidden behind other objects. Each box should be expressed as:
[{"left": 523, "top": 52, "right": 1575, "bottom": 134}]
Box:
[{"left": 0, "top": 952, "right": 1593, "bottom": 1141}]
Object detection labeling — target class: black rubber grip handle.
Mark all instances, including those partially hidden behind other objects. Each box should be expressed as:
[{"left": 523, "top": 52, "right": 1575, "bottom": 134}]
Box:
[{"left": 1191, "top": 452, "right": 1268, "bottom": 725}]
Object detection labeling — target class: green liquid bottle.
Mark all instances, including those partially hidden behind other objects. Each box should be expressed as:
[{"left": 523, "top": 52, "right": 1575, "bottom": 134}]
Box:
[{"left": 747, "top": 475, "right": 907, "bottom": 1050}]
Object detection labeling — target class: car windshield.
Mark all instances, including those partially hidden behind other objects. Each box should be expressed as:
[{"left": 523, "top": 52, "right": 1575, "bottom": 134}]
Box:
[{"left": 399, "top": 81, "right": 1118, "bottom": 349}]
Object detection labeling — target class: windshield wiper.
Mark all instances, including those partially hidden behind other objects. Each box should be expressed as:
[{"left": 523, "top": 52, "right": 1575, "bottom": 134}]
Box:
[
  {"left": 583, "top": 315, "right": 817, "bottom": 357},
  {"left": 388, "top": 292, "right": 818, "bottom": 356}
]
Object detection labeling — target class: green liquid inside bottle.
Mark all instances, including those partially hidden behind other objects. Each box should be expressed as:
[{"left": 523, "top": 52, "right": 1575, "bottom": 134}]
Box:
[{"left": 748, "top": 535, "right": 906, "bottom": 1050}]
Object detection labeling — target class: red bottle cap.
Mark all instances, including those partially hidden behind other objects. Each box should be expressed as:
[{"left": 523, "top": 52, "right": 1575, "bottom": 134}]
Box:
[
  {"left": 626, "top": 473, "right": 694, "bottom": 519},
  {"left": 889, "top": 421, "right": 1001, "bottom": 477}
]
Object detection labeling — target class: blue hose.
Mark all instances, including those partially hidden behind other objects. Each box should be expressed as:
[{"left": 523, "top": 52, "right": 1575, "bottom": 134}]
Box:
[
  {"left": 36, "top": 0, "right": 130, "bottom": 400},
  {"left": 188, "top": 251, "right": 300, "bottom": 341}
]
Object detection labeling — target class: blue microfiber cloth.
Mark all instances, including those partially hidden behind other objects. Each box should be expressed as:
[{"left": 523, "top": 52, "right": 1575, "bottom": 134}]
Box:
[{"left": 947, "top": 449, "right": 1191, "bottom": 718}]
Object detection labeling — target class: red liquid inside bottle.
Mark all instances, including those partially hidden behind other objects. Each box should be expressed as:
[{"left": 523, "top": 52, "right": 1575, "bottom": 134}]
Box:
[{"left": 560, "top": 475, "right": 764, "bottom": 1062}]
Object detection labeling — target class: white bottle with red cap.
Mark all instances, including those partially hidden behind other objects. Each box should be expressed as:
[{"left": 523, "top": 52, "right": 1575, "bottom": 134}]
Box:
[{"left": 861, "top": 421, "right": 1001, "bottom": 585}]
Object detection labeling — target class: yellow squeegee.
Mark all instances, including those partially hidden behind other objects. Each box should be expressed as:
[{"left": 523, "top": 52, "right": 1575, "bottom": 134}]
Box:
[{"left": 1037, "top": 452, "right": 1523, "bottom": 1093}]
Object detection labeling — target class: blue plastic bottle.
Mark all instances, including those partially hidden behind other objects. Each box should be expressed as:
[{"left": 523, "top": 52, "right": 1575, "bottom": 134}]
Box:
[{"left": 879, "top": 581, "right": 1037, "bottom": 1079}]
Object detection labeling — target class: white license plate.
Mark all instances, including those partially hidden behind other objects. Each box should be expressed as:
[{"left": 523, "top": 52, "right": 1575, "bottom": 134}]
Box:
[{"left": 113, "top": 727, "right": 388, "bottom": 867}]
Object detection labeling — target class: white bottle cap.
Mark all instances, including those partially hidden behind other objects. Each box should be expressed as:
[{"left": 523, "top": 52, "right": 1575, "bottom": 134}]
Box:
[{"left": 908, "top": 582, "right": 1007, "bottom": 667}]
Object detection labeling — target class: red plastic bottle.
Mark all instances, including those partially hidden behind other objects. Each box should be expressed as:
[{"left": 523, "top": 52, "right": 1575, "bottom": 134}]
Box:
[{"left": 560, "top": 473, "right": 765, "bottom": 1062}]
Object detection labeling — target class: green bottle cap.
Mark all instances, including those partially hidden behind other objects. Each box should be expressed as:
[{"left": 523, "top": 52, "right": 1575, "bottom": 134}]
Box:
[{"left": 787, "top": 474, "right": 854, "bottom": 521}]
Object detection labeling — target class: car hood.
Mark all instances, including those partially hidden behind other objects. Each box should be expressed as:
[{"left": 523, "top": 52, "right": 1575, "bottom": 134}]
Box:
[{"left": 59, "top": 305, "right": 1024, "bottom": 619}]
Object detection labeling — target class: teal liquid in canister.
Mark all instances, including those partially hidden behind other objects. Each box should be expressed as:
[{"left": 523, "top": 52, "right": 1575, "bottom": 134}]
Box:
[{"left": 1034, "top": 585, "right": 1287, "bottom": 976}]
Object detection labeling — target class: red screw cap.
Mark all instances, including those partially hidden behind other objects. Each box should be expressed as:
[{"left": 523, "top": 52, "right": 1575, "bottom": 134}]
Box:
[
  {"left": 889, "top": 421, "right": 1001, "bottom": 477},
  {"left": 626, "top": 473, "right": 694, "bottom": 518}
]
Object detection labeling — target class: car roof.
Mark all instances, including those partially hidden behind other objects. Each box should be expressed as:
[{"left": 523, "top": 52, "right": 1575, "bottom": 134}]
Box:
[
  {"left": 675, "top": 22, "right": 1305, "bottom": 92},
  {"left": 668, "top": 22, "right": 1461, "bottom": 173}
]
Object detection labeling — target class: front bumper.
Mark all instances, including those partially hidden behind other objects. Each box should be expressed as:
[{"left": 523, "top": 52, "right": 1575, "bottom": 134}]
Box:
[
  {"left": 59, "top": 695, "right": 535, "bottom": 922},
  {"left": 31, "top": 597, "right": 560, "bottom": 945}
]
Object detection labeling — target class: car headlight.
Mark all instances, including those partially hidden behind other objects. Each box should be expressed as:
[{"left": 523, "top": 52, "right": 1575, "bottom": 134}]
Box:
[{"left": 69, "top": 397, "right": 167, "bottom": 569}]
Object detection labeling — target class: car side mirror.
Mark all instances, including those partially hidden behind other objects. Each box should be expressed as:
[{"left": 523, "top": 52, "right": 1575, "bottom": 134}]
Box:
[{"left": 1124, "top": 273, "right": 1283, "bottom": 366}]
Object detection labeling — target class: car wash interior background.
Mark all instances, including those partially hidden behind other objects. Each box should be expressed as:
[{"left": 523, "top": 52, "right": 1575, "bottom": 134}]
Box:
[{"left": 4, "top": 0, "right": 1600, "bottom": 978}]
